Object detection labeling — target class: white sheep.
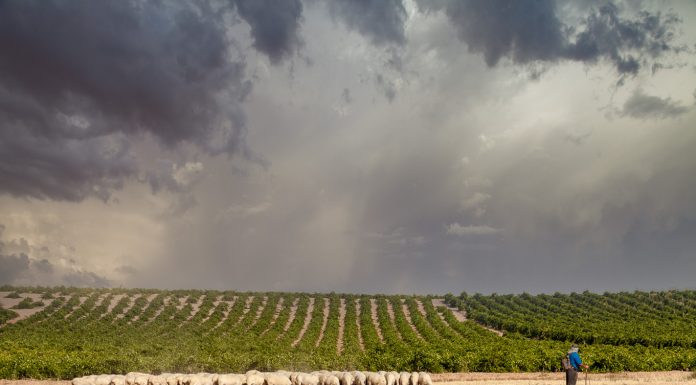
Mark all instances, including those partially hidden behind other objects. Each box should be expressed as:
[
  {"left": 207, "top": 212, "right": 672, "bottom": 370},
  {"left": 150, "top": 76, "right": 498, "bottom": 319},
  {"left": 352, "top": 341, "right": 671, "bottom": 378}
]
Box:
[
  {"left": 351, "top": 372, "right": 365, "bottom": 385},
  {"left": 340, "top": 372, "right": 353, "bottom": 385},
  {"left": 73, "top": 375, "right": 97, "bottom": 385},
  {"left": 125, "top": 373, "right": 141, "bottom": 385},
  {"left": 323, "top": 374, "right": 339, "bottom": 385},
  {"left": 416, "top": 373, "right": 431, "bottom": 385},
  {"left": 95, "top": 375, "right": 113, "bottom": 385},
  {"left": 265, "top": 372, "right": 292, "bottom": 385},
  {"left": 149, "top": 375, "right": 168, "bottom": 385},
  {"left": 246, "top": 371, "right": 262, "bottom": 376},
  {"left": 135, "top": 374, "right": 151, "bottom": 385},
  {"left": 408, "top": 373, "right": 418, "bottom": 385},
  {"left": 385, "top": 372, "right": 397, "bottom": 385},
  {"left": 246, "top": 372, "right": 265, "bottom": 385},
  {"left": 218, "top": 374, "right": 245, "bottom": 385},
  {"left": 297, "top": 373, "right": 319, "bottom": 385},
  {"left": 110, "top": 375, "right": 126, "bottom": 385},
  {"left": 290, "top": 373, "right": 300, "bottom": 385},
  {"left": 180, "top": 375, "right": 193, "bottom": 385},
  {"left": 189, "top": 374, "right": 213, "bottom": 385},
  {"left": 164, "top": 374, "right": 179, "bottom": 385},
  {"left": 397, "top": 373, "right": 409, "bottom": 385},
  {"left": 365, "top": 373, "right": 385, "bottom": 385}
]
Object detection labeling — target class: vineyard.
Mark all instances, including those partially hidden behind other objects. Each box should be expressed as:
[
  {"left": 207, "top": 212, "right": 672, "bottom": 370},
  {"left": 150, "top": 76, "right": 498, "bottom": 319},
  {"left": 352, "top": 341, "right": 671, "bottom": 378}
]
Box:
[{"left": 0, "top": 286, "right": 695, "bottom": 379}]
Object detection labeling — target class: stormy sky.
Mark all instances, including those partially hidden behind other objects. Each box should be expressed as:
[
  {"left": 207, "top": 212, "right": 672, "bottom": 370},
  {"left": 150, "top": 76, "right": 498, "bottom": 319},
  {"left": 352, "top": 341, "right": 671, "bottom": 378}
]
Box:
[{"left": 1, "top": 0, "right": 695, "bottom": 295}]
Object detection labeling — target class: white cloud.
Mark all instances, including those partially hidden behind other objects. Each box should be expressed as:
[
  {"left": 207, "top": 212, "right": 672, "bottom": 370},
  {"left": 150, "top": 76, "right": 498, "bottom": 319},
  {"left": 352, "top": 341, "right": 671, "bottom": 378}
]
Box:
[
  {"left": 172, "top": 162, "right": 204, "bottom": 187},
  {"left": 460, "top": 192, "right": 491, "bottom": 217},
  {"left": 446, "top": 223, "right": 502, "bottom": 236}
]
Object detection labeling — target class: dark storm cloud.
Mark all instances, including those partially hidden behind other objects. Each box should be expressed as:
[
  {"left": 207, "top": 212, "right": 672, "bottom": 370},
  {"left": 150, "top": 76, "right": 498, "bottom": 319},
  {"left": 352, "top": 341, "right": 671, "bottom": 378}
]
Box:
[
  {"left": 0, "top": 132, "right": 136, "bottom": 202},
  {"left": 233, "top": 0, "right": 304, "bottom": 64},
  {"left": 436, "top": 0, "right": 566, "bottom": 66},
  {"left": 419, "top": 0, "right": 682, "bottom": 74},
  {"left": 566, "top": 3, "right": 682, "bottom": 75},
  {"left": 328, "top": 0, "right": 407, "bottom": 46},
  {"left": 0, "top": 0, "right": 251, "bottom": 201},
  {"left": 0, "top": 253, "right": 30, "bottom": 284},
  {"left": 621, "top": 90, "right": 690, "bottom": 119}
]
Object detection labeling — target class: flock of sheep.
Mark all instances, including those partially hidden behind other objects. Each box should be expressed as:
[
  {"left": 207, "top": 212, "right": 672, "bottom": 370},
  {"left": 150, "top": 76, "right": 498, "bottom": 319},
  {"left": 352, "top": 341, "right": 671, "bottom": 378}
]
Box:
[{"left": 73, "top": 370, "right": 434, "bottom": 385}]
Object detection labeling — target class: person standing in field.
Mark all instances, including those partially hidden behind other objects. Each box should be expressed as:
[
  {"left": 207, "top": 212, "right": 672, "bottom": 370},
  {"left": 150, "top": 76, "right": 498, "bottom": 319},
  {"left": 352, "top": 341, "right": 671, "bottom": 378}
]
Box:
[{"left": 566, "top": 344, "right": 589, "bottom": 385}]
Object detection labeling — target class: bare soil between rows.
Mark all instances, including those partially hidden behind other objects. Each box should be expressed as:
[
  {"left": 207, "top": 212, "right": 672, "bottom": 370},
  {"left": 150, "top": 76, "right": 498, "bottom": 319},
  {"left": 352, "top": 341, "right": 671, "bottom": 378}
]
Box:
[{"left": 2, "top": 372, "right": 694, "bottom": 385}]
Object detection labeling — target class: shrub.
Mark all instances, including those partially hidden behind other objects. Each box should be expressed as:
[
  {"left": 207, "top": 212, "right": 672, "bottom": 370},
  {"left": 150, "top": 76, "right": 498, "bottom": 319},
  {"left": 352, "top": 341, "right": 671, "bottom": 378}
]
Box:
[
  {"left": 0, "top": 306, "right": 19, "bottom": 324},
  {"left": 12, "top": 298, "right": 44, "bottom": 309}
]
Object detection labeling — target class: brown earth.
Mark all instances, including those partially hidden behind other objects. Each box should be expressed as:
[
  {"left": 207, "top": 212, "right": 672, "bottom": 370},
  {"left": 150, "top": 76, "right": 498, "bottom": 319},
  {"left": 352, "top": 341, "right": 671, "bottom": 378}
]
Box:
[
  {"left": 292, "top": 297, "right": 315, "bottom": 347},
  {"left": 431, "top": 371, "right": 695, "bottom": 385}
]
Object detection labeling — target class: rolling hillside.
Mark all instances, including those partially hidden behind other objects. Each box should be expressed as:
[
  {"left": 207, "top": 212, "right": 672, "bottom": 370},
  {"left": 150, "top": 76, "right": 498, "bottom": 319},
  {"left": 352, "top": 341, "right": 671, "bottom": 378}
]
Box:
[{"left": 0, "top": 286, "right": 695, "bottom": 379}]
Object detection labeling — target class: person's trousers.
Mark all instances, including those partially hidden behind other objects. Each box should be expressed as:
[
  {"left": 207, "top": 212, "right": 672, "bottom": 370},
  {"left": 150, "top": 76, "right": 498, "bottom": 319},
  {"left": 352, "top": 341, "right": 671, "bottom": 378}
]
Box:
[{"left": 566, "top": 368, "right": 578, "bottom": 385}]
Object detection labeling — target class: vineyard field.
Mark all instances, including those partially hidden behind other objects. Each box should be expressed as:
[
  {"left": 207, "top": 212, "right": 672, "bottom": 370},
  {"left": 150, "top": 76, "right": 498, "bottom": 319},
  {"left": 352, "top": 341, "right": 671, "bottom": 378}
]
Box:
[{"left": 1, "top": 286, "right": 695, "bottom": 379}]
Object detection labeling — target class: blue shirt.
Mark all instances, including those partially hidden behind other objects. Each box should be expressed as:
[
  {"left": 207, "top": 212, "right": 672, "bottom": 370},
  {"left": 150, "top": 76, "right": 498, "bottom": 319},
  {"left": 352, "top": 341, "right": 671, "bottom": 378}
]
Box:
[{"left": 569, "top": 352, "right": 582, "bottom": 370}]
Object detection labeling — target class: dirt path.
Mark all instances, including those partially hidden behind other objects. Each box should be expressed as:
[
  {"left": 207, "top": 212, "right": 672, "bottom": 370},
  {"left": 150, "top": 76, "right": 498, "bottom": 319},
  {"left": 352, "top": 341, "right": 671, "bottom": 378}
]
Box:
[
  {"left": 184, "top": 295, "right": 205, "bottom": 322},
  {"left": 115, "top": 295, "right": 140, "bottom": 320},
  {"left": 355, "top": 299, "right": 365, "bottom": 351},
  {"left": 130, "top": 294, "right": 158, "bottom": 323},
  {"left": 337, "top": 298, "right": 346, "bottom": 354},
  {"left": 431, "top": 371, "right": 696, "bottom": 384},
  {"left": 432, "top": 298, "right": 466, "bottom": 321},
  {"left": 3, "top": 372, "right": 694, "bottom": 385},
  {"left": 401, "top": 299, "right": 424, "bottom": 340},
  {"left": 199, "top": 295, "right": 224, "bottom": 324},
  {"left": 415, "top": 299, "right": 427, "bottom": 317},
  {"left": 260, "top": 297, "right": 285, "bottom": 336},
  {"left": 292, "top": 297, "right": 315, "bottom": 347},
  {"left": 213, "top": 297, "right": 237, "bottom": 329},
  {"left": 282, "top": 297, "right": 300, "bottom": 333},
  {"left": 315, "top": 298, "right": 330, "bottom": 347},
  {"left": 0, "top": 291, "right": 54, "bottom": 326},
  {"left": 431, "top": 298, "right": 504, "bottom": 337},
  {"left": 370, "top": 298, "right": 384, "bottom": 343},
  {"left": 103, "top": 294, "right": 126, "bottom": 317},
  {"left": 386, "top": 299, "right": 403, "bottom": 340},
  {"left": 144, "top": 296, "right": 172, "bottom": 325},
  {"left": 247, "top": 296, "right": 269, "bottom": 329},
  {"left": 63, "top": 296, "right": 89, "bottom": 319}
]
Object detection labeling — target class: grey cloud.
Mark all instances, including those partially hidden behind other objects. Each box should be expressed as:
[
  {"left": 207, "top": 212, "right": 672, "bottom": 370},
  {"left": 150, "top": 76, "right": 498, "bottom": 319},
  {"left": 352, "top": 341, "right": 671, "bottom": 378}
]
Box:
[
  {"left": 341, "top": 88, "right": 352, "bottom": 104},
  {"left": 424, "top": 0, "right": 682, "bottom": 74},
  {"left": 116, "top": 265, "right": 138, "bottom": 276},
  {"left": 0, "top": 0, "right": 251, "bottom": 201},
  {"left": 374, "top": 74, "right": 396, "bottom": 102},
  {"left": 440, "top": 0, "right": 566, "bottom": 67},
  {"left": 0, "top": 131, "right": 136, "bottom": 202},
  {"left": 446, "top": 223, "right": 502, "bottom": 236},
  {"left": 328, "top": 0, "right": 407, "bottom": 46},
  {"left": 233, "top": 0, "right": 304, "bottom": 64},
  {"left": 621, "top": 90, "right": 690, "bottom": 119},
  {"left": 0, "top": 230, "right": 110, "bottom": 287},
  {"left": 62, "top": 270, "right": 111, "bottom": 288},
  {"left": 34, "top": 259, "right": 54, "bottom": 274},
  {"left": 566, "top": 3, "right": 682, "bottom": 75},
  {"left": 0, "top": 253, "right": 30, "bottom": 284}
]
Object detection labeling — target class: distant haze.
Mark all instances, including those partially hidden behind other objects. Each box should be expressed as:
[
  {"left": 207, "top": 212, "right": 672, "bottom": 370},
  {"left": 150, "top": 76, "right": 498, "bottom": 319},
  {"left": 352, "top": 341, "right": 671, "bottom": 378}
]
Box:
[{"left": 1, "top": 0, "right": 695, "bottom": 295}]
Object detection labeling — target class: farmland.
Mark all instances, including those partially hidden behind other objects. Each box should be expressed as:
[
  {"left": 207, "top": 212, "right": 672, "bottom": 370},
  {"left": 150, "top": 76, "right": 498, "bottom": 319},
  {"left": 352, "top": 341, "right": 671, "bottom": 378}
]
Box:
[{"left": 1, "top": 286, "right": 695, "bottom": 379}]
